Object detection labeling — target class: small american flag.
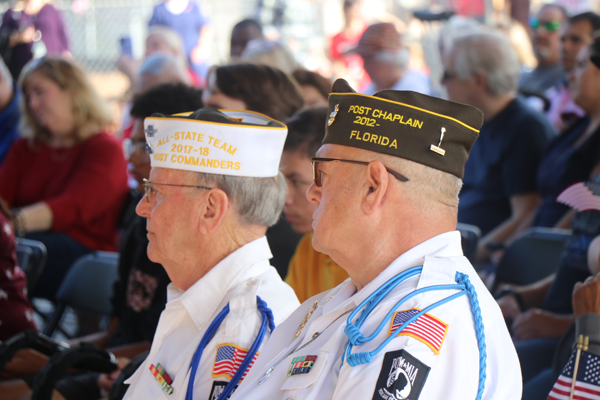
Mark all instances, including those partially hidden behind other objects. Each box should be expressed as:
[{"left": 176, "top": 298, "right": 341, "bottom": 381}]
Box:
[
  {"left": 389, "top": 309, "right": 448, "bottom": 355},
  {"left": 212, "top": 344, "right": 258, "bottom": 381},
  {"left": 548, "top": 350, "right": 600, "bottom": 400},
  {"left": 557, "top": 181, "right": 600, "bottom": 213}
]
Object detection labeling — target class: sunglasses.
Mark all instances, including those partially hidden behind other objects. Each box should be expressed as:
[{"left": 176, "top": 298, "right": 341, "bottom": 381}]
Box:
[
  {"left": 530, "top": 18, "right": 562, "bottom": 32},
  {"left": 311, "top": 157, "right": 409, "bottom": 187}
]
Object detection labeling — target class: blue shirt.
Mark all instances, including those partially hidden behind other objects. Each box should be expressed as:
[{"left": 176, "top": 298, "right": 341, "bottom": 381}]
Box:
[
  {"left": 533, "top": 117, "right": 600, "bottom": 227},
  {"left": 0, "top": 84, "right": 21, "bottom": 165},
  {"left": 458, "top": 97, "right": 552, "bottom": 235},
  {"left": 148, "top": 2, "right": 207, "bottom": 57}
]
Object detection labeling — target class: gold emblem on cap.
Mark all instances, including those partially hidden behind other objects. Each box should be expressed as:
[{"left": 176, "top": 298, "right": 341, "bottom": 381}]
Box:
[
  {"left": 295, "top": 300, "right": 319, "bottom": 337},
  {"left": 430, "top": 127, "right": 446, "bottom": 156},
  {"left": 327, "top": 104, "right": 340, "bottom": 126}
]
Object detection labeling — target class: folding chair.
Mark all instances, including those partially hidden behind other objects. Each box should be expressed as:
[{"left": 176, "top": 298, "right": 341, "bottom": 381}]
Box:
[
  {"left": 492, "top": 227, "right": 572, "bottom": 292},
  {"left": 16, "top": 238, "right": 47, "bottom": 293},
  {"left": 42, "top": 252, "right": 120, "bottom": 339},
  {"left": 456, "top": 223, "right": 482, "bottom": 263}
]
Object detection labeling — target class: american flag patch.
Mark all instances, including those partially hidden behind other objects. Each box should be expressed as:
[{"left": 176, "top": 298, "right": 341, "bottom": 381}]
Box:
[
  {"left": 212, "top": 344, "right": 258, "bottom": 381},
  {"left": 389, "top": 309, "right": 448, "bottom": 355}
]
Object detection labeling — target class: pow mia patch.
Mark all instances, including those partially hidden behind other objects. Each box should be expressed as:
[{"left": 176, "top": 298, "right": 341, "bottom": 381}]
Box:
[
  {"left": 209, "top": 381, "right": 236, "bottom": 400},
  {"left": 372, "top": 350, "right": 430, "bottom": 400}
]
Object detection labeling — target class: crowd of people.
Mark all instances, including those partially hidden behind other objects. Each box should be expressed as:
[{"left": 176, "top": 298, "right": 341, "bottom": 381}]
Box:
[{"left": 1, "top": 0, "right": 600, "bottom": 399}]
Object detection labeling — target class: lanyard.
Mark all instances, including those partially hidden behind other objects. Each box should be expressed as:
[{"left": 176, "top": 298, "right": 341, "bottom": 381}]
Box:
[
  {"left": 342, "top": 266, "right": 487, "bottom": 400},
  {"left": 185, "top": 296, "right": 275, "bottom": 400}
]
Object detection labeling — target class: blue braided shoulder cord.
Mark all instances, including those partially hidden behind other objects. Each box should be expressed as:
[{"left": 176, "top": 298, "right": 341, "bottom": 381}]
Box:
[
  {"left": 455, "top": 272, "right": 487, "bottom": 400},
  {"left": 341, "top": 267, "right": 487, "bottom": 400}
]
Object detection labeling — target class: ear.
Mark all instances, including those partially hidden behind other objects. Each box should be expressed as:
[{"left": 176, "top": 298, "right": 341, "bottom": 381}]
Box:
[
  {"left": 361, "top": 161, "right": 389, "bottom": 215},
  {"left": 198, "top": 189, "right": 229, "bottom": 235},
  {"left": 472, "top": 73, "right": 487, "bottom": 90}
]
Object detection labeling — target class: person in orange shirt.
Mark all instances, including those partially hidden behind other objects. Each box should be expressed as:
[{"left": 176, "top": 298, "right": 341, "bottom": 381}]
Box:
[{"left": 281, "top": 107, "right": 349, "bottom": 302}]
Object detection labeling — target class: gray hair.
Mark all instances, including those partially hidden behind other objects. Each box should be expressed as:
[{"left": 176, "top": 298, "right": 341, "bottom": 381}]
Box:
[
  {"left": 139, "top": 53, "right": 188, "bottom": 81},
  {"left": 450, "top": 32, "right": 520, "bottom": 96},
  {"left": 363, "top": 154, "right": 462, "bottom": 216},
  {"left": 196, "top": 171, "right": 287, "bottom": 227},
  {"left": 392, "top": 157, "right": 462, "bottom": 211}
]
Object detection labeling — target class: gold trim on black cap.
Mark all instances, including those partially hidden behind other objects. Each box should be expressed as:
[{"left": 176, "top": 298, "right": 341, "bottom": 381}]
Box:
[{"left": 322, "top": 80, "right": 483, "bottom": 179}]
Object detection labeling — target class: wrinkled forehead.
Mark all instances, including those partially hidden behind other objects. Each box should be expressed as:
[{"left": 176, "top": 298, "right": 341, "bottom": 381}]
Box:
[
  {"left": 538, "top": 5, "right": 565, "bottom": 23},
  {"left": 150, "top": 166, "right": 195, "bottom": 185}
]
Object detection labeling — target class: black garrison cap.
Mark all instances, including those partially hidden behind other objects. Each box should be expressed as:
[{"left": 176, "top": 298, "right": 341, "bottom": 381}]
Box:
[{"left": 322, "top": 79, "right": 483, "bottom": 179}]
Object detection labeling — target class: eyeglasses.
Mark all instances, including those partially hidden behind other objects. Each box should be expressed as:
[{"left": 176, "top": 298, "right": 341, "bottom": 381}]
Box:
[
  {"left": 311, "top": 157, "right": 409, "bottom": 187},
  {"left": 530, "top": 18, "right": 562, "bottom": 33},
  {"left": 142, "top": 178, "right": 212, "bottom": 202},
  {"left": 123, "top": 139, "right": 150, "bottom": 160}
]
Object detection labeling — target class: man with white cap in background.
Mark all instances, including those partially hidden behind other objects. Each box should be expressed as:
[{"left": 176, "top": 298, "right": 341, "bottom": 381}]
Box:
[
  {"left": 350, "top": 23, "right": 431, "bottom": 96},
  {"left": 123, "top": 108, "right": 300, "bottom": 400}
]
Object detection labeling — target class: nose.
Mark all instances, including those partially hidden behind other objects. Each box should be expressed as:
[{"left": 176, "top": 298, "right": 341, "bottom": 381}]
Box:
[
  {"left": 306, "top": 181, "right": 321, "bottom": 204},
  {"left": 135, "top": 195, "right": 152, "bottom": 218}
]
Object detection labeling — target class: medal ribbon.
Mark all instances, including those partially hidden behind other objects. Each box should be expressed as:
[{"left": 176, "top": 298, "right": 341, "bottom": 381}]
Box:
[{"left": 185, "top": 296, "right": 275, "bottom": 400}]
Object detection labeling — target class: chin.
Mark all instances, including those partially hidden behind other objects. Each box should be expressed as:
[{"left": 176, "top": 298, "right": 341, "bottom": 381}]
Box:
[
  {"left": 311, "top": 232, "right": 325, "bottom": 254},
  {"left": 146, "top": 243, "right": 160, "bottom": 264}
]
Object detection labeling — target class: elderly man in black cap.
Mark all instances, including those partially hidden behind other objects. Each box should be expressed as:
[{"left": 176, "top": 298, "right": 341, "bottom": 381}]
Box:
[{"left": 228, "top": 80, "right": 521, "bottom": 399}]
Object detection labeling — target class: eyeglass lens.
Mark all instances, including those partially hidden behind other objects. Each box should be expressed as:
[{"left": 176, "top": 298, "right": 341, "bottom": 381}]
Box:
[{"left": 312, "top": 161, "right": 323, "bottom": 187}]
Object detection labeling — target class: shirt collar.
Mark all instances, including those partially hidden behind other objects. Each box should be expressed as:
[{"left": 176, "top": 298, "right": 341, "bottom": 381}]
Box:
[
  {"left": 168, "top": 236, "right": 274, "bottom": 331},
  {"left": 340, "top": 231, "right": 463, "bottom": 308}
]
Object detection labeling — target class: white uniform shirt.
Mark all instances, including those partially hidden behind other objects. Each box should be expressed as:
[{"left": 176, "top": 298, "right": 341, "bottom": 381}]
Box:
[
  {"left": 232, "top": 232, "right": 521, "bottom": 400},
  {"left": 123, "top": 237, "right": 300, "bottom": 400}
]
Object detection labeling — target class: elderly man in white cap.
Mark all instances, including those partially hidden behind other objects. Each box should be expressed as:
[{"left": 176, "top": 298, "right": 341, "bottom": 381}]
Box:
[{"left": 123, "top": 108, "right": 300, "bottom": 400}]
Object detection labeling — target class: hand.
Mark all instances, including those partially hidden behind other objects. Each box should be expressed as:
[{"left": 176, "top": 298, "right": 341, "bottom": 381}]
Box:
[
  {"left": 511, "top": 308, "right": 575, "bottom": 341},
  {"left": 97, "top": 357, "right": 131, "bottom": 396},
  {"left": 573, "top": 273, "right": 600, "bottom": 318},
  {"left": 497, "top": 293, "right": 521, "bottom": 320},
  {"left": 9, "top": 26, "right": 35, "bottom": 46}
]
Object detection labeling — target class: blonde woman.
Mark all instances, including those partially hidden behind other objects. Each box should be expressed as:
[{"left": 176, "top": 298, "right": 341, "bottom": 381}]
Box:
[{"left": 0, "top": 57, "right": 129, "bottom": 300}]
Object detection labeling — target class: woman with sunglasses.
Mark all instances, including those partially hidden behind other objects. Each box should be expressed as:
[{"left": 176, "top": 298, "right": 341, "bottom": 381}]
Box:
[
  {"left": 496, "top": 38, "right": 600, "bottom": 400},
  {"left": 532, "top": 38, "right": 600, "bottom": 229},
  {"left": 0, "top": 57, "right": 129, "bottom": 300}
]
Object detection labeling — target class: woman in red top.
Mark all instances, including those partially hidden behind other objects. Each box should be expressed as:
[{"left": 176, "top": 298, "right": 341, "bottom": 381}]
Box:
[{"left": 0, "top": 57, "right": 129, "bottom": 300}]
